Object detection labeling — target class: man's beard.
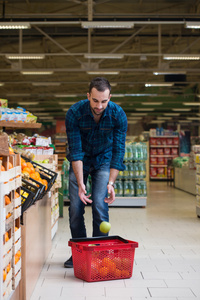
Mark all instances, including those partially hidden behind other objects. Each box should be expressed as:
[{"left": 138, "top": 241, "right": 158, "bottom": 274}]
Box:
[{"left": 91, "top": 107, "right": 105, "bottom": 116}]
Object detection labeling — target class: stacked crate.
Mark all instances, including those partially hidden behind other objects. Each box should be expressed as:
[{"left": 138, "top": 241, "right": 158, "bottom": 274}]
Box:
[{"left": 0, "top": 153, "right": 22, "bottom": 300}]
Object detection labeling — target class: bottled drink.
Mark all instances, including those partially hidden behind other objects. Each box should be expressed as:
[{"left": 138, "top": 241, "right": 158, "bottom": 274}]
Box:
[
  {"left": 135, "top": 162, "right": 139, "bottom": 178},
  {"left": 142, "top": 143, "right": 148, "bottom": 161},
  {"left": 128, "top": 162, "right": 134, "bottom": 179},
  {"left": 137, "top": 143, "right": 143, "bottom": 160},
  {"left": 123, "top": 162, "right": 129, "bottom": 179},
  {"left": 123, "top": 180, "right": 134, "bottom": 197},
  {"left": 141, "top": 180, "right": 147, "bottom": 196},
  {"left": 138, "top": 162, "right": 146, "bottom": 178},
  {"left": 132, "top": 142, "right": 138, "bottom": 161}
]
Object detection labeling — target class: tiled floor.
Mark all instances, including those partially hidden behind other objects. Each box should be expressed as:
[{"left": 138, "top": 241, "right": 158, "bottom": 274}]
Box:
[{"left": 30, "top": 182, "right": 200, "bottom": 300}]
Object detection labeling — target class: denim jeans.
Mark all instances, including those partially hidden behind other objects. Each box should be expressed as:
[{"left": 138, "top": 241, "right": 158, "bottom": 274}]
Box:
[{"left": 68, "top": 163, "right": 110, "bottom": 238}]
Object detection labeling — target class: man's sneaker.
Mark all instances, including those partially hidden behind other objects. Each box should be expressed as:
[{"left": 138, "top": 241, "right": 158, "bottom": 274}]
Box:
[{"left": 64, "top": 256, "right": 73, "bottom": 268}]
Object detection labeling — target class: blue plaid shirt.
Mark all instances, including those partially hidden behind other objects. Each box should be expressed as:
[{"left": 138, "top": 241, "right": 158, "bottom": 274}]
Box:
[{"left": 65, "top": 99, "right": 127, "bottom": 172}]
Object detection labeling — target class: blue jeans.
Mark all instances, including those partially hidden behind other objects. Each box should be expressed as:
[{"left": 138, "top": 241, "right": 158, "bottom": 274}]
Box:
[{"left": 68, "top": 163, "right": 110, "bottom": 238}]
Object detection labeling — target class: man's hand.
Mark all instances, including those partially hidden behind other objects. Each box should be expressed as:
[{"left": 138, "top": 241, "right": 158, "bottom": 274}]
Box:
[
  {"left": 78, "top": 184, "right": 92, "bottom": 205},
  {"left": 104, "top": 184, "right": 115, "bottom": 204}
]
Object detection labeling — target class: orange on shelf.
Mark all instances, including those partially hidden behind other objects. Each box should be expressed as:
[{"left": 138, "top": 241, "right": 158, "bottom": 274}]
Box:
[
  {"left": 15, "top": 226, "right": 19, "bottom": 232},
  {"left": 6, "top": 263, "right": 11, "bottom": 274},
  {"left": 1, "top": 165, "right": 5, "bottom": 171},
  {"left": 8, "top": 162, "right": 13, "bottom": 169},
  {"left": 16, "top": 250, "right": 21, "bottom": 259},
  {"left": 6, "top": 212, "right": 11, "bottom": 219},
  {"left": 3, "top": 270, "right": 7, "bottom": 282},
  {"left": 5, "top": 195, "right": 11, "bottom": 205},
  {"left": 14, "top": 255, "right": 19, "bottom": 265},
  {"left": 22, "top": 167, "right": 31, "bottom": 174},
  {"left": 42, "top": 179, "right": 48, "bottom": 190},
  {"left": 5, "top": 232, "right": 9, "bottom": 242},
  {"left": 15, "top": 191, "right": 20, "bottom": 199},
  {"left": 21, "top": 162, "right": 27, "bottom": 169}
]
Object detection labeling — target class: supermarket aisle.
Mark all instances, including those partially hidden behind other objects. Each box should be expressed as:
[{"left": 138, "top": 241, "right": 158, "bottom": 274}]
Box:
[{"left": 30, "top": 182, "right": 200, "bottom": 300}]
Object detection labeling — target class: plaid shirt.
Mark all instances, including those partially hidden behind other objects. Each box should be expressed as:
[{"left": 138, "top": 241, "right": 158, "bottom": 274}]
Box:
[{"left": 65, "top": 99, "right": 127, "bottom": 171}]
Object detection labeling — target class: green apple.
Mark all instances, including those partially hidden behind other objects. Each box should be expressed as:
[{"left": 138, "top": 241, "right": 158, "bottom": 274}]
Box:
[
  {"left": 99, "top": 221, "right": 111, "bottom": 234},
  {"left": 42, "top": 159, "right": 49, "bottom": 163}
]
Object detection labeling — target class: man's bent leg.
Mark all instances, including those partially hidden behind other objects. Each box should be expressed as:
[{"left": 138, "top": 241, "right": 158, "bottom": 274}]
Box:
[
  {"left": 90, "top": 163, "right": 110, "bottom": 237},
  {"left": 68, "top": 166, "right": 87, "bottom": 238}
]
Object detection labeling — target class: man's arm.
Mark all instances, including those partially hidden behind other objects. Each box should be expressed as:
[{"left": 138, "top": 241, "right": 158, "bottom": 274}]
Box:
[
  {"left": 104, "top": 168, "right": 119, "bottom": 204},
  {"left": 72, "top": 161, "right": 92, "bottom": 205}
]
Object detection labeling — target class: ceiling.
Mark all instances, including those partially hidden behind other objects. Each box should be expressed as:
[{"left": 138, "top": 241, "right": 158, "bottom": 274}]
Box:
[{"left": 1, "top": 0, "right": 200, "bottom": 130}]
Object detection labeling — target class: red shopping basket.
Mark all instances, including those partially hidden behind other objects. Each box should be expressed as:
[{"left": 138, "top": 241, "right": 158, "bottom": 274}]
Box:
[{"left": 68, "top": 236, "right": 138, "bottom": 282}]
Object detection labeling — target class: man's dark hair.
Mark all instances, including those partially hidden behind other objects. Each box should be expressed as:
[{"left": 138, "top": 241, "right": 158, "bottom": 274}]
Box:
[{"left": 89, "top": 77, "right": 111, "bottom": 94}]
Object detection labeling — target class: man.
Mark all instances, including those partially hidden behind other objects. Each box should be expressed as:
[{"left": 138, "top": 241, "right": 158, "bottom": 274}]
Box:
[{"left": 64, "top": 77, "right": 127, "bottom": 268}]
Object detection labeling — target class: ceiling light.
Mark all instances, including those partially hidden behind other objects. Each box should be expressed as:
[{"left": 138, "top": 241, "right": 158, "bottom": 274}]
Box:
[
  {"left": 153, "top": 71, "right": 186, "bottom": 75},
  {"left": 130, "top": 113, "right": 147, "bottom": 116},
  {"left": 21, "top": 71, "right": 54, "bottom": 75},
  {"left": 172, "top": 108, "right": 191, "bottom": 111},
  {"left": 6, "top": 54, "right": 44, "bottom": 60},
  {"left": 128, "top": 117, "right": 141, "bottom": 120},
  {"left": 35, "top": 113, "right": 50, "bottom": 116},
  {"left": 59, "top": 102, "right": 76, "bottom": 105},
  {"left": 62, "top": 108, "right": 69, "bottom": 112},
  {"left": 163, "top": 54, "right": 200, "bottom": 60},
  {"left": 150, "top": 120, "right": 164, "bottom": 124},
  {"left": 27, "top": 107, "right": 45, "bottom": 111},
  {"left": 183, "top": 102, "right": 200, "bottom": 106},
  {"left": 0, "top": 22, "right": 30, "bottom": 29},
  {"left": 39, "top": 116, "right": 54, "bottom": 120},
  {"left": 185, "top": 22, "right": 200, "bottom": 29},
  {"left": 187, "top": 117, "right": 200, "bottom": 120},
  {"left": 113, "top": 102, "right": 121, "bottom": 105},
  {"left": 178, "top": 120, "right": 191, "bottom": 123},
  {"left": 87, "top": 71, "right": 119, "bottom": 75},
  {"left": 7, "top": 93, "right": 30, "bottom": 97},
  {"left": 81, "top": 21, "right": 134, "bottom": 29},
  {"left": 112, "top": 94, "right": 125, "bottom": 97},
  {"left": 145, "top": 83, "right": 173, "bottom": 87},
  {"left": 196, "top": 113, "right": 200, "bottom": 117},
  {"left": 0, "top": 83, "right": 4, "bottom": 86},
  {"left": 84, "top": 53, "right": 124, "bottom": 59},
  {"left": 136, "top": 108, "right": 154, "bottom": 111},
  {"left": 110, "top": 83, "right": 118, "bottom": 87},
  {"left": 164, "top": 113, "right": 180, "bottom": 116},
  {"left": 18, "top": 102, "right": 39, "bottom": 105},
  {"left": 55, "top": 94, "right": 77, "bottom": 98},
  {"left": 32, "top": 82, "right": 61, "bottom": 86},
  {"left": 128, "top": 121, "right": 138, "bottom": 124},
  {"left": 157, "top": 117, "right": 172, "bottom": 120},
  {"left": 141, "top": 102, "right": 163, "bottom": 105}
]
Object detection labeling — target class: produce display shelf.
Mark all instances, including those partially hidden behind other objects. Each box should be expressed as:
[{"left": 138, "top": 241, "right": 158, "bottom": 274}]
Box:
[
  {"left": 150, "top": 177, "right": 168, "bottom": 180},
  {"left": 0, "top": 121, "right": 42, "bottom": 129},
  {"left": 112, "top": 197, "right": 147, "bottom": 207}
]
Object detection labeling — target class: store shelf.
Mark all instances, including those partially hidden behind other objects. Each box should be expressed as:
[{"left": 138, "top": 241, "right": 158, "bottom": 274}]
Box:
[
  {"left": 0, "top": 121, "right": 42, "bottom": 129},
  {"left": 150, "top": 145, "right": 179, "bottom": 148},
  {"left": 111, "top": 197, "right": 147, "bottom": 207},
  {"left": 150, "top": 177, "right": 168, "bottom": 180}
]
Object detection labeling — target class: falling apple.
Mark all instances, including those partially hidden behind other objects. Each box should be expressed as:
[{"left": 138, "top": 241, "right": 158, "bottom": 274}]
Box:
[{"left": 99, "top": 221, "right": 111, "bottom": 234}]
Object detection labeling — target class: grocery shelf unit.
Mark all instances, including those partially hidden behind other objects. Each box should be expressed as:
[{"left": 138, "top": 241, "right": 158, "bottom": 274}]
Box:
[
  {"left": 0, "top": 121, "right": 42, "bottom": 129},
  {"left": 149, "top": 135, "right": 179, "bottom": 180},
  {"left": 0, "top": 154, "right": 21, "bottom": 300},
  {"left": 112, "top": 142, "right": 148, "bottom": 207},
  {"left": 54, "top": 134, "right": 67, "bottom": 170}
]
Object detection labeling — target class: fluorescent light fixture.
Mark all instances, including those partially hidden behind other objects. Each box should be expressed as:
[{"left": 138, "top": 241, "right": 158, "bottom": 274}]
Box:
[
  {"left": 21, "top": 71, "right": 54, "bottom": 75},
  {"left": 163, "top": 54, "right": 200, "bottom": 60},
  {"left": 112, "top": 101, "right": 122, "bottom": 105},
  {"left": 55, "top": 94, "right": 77, "bottom": 98},
  {"left": 0, "top": 22, "right": 30, "bottom": 29},
  {"left": 183, "top": 102, "right": 200, "bottom": 106},
  {"left": 39, "top": 116, "right": 54, "bottom": 120},
  {"left": 145, "top": 83, "right": 173, "bottom": 87},
  {"left": 87, "top": 71, "right": 119, "bottom": 75},
  {"left": 141, "top": 102, "right": 163, "bottom": 105},
  {"left": 187, "top": 117, "right": 200, "bottom": 120},
  {"left": 32, "top": 82, "right": 61, "bottom": 86},
  {"left": 196, "top": 113, "right": 200, "bottom": 117},
  {"left": 6, "top": 54, "right": 44, "bottom": 60},
  {"left": 130, "top": 113, "right": 147, "bottom": 116},
  {"left": 128, "top": 121, "right": 138, "bottom": 124},
  {"left": 157, "top": 117, "right": 172, "bottom": 120},
  {"left": 84, "top": 53, "right": 124, "bottom": 59},
  {"left": 110, "top": 83, "right": 118, "bottom": 87},
  {"left": 81, "top": 21, "right": 134, "bottom": 29},
  {"left": 172, "top": 108, "right": 191, "bottom": 111},
  {"left": 136, "top": 108, "right": 154, "bottom": 111},
  {"left": 164, "top": 113, "right": 180, "bottom": 116},
  {"left": 185, "top": 22, "right": 200, "bottom": 29},
  {"left": 7, "top": 93, "right": 30, "bottom": 97},
  {"left": 18, "top": 102, "right": 39, "bottom": 105},
  {"left": 59, "top": 102, "right": 76, "bottom": 105},
  {"left": 153, "top": 71, "right": 186, "bottom": 75},
  {"left": 150, "top": 120, "right": 164, "bottom": 124},
  {"left": 35, "top": 113, "right": 50, "bottom": 116},
  {"left": 128, "top": 117, "right": 141, "bottom": 120},
  {"left": 0, "top": 83, "right": 4, "bottom": 86},
  {"left": 27, "top": 107, "right": 45, "bottom": 111},
  {"left": 112, "top": 94, "right": 125, "bottom": 97},
  {"left": 178, "top": 120, "right": 191, "bottom": 123},
  {"left": 62, "top": 108, "right": 69, "bottom": 112}
]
